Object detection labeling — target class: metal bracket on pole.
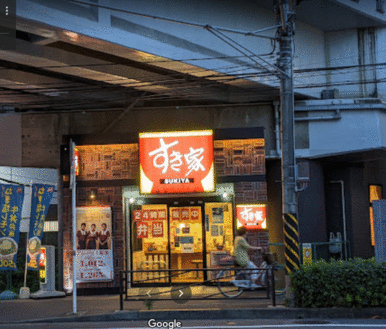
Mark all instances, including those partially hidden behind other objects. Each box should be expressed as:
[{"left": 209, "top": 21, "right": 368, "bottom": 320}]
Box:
[{"left": 70, "top": 140, "right": 77, "bottom": 314}]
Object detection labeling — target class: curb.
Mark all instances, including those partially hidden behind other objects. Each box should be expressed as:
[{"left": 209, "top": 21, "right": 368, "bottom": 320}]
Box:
[{"left": 3, "top": 307, "right": 386, "bottom": 324}]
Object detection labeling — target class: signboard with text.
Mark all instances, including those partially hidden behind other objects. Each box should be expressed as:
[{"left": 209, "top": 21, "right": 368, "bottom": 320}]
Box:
[
  {"left": 302, "top": 243, "right": 312, "bottom": 265},
  {"left": 39, "top": 247, "right": 46, "bottom": 282},
  {"left": 0, "top": 185, "right": 24, "bottom": 271},
  {"left": 236, "top": 204, "right": 267, "bottom": 230},
  {"left": 134, "top": 207, "right": 167, "bottom": 239},
  {"left": 27, "top": 183, "right": 55, "bottom": 271},
  {"left": 139, "top": 130, "right": 214, "bottom": 194},
  {"left": 76, "top": 207, "right": 113, "bottom": 282}
]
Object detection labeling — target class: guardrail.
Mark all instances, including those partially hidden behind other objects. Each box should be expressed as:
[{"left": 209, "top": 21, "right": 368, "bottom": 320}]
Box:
[{"left": 119, "top": 266, "right": 278, "bottom": 310}]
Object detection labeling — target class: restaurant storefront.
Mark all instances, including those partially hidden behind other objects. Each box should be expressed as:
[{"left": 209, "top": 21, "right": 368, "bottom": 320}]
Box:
[
  {"left": 62, "top": 127, "right": 269, "bottom": 291},
  {"left": 124, "top": 186, "right": 237, "bottom": 284}
]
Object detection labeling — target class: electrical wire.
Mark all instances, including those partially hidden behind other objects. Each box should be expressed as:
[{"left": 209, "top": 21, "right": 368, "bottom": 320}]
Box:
[{"left": 64, "top": 0, "right": 276, "bottom": 40}]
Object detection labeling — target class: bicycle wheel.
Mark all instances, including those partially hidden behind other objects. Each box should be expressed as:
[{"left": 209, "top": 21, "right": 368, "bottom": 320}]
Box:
[{"left": 217, "top": 268, "right": 245, "bottom": 298}]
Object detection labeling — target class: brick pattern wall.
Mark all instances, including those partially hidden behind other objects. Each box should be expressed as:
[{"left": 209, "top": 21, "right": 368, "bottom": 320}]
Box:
[
  {"left": 235, "top": 181, "right": 269, "bottom": 267},
  {"left": 234, "top": 182, "right": 267, "bottom": 203},
  {"left": 214, "top": 139, "right": 265, "bottom": 176},
  {"left": 77, "top": 144, "right": 138, "bottom": 181},
  {"left": 76, "top": 139, "right": 265, "bottom": 181},
  {"left": 246, "top": 231, "right": 270, "bottom": 266},
  {"left": 63, "top": 186, "right": 124, "bottom": 290}
]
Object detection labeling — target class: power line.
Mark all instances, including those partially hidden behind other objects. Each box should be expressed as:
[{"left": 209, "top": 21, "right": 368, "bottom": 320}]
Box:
[{"left": 64, "top": 0, "right": 276, "bottom": 40}]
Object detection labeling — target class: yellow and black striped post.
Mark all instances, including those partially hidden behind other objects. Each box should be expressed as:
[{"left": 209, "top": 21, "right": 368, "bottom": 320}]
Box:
[{"left": 284, "top": 213, "right": 300, "bottom": 274}]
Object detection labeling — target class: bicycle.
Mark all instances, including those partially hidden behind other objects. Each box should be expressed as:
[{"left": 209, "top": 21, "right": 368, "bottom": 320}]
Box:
[{"left": 216, "top": 252, "right": 275, "bottom": 298}]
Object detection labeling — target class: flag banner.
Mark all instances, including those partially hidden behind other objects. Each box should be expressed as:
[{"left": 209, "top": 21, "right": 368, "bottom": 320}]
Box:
[
  {"left": 76, "top": 206, "right": 114, "bottom": 282},
  {"left": 0, "top": 184, "right": 25, "bottom": 271},
  {"left": 27, "top": 184, "right": 55, "bottom": 270}
]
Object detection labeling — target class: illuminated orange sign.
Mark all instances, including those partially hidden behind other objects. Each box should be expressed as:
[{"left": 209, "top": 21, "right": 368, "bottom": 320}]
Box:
[
  {"left": 39, "top": 247, "right": 46, "bottom": 281},
  {"left": 139, "top": 130, "right": 214, "bottom": 194},
  {"left": 236, "top": 204, "right": 267, "bottom": 230},
  {"left": 74, "top": 148, "right": 79, "bottom": 176}
]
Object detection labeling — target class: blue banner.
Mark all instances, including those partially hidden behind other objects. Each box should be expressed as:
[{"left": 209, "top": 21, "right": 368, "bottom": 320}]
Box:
[
  {"left": 0, "top": 184, "right": 25, "bottom": 271},
  {"left": 27, "top": 184, "right": 55, "bottom": 271}
]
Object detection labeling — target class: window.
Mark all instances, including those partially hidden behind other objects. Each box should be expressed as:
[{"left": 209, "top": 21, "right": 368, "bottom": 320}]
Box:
[
  {"left": 369, "top": 185, "right": 383, "bottom": 246},
  {"left": 377, "top": 0, "right": 385, "bottom": 13}
]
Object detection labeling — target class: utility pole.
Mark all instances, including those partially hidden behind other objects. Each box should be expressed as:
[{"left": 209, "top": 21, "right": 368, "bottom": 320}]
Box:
[{"left": 275, "top": 0, "right": 300, "bottom": 301}]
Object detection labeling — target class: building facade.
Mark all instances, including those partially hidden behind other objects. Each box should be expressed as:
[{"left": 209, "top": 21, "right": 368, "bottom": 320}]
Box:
[{"left": 0, "top": 0, "right": 385, "bottom": 290}]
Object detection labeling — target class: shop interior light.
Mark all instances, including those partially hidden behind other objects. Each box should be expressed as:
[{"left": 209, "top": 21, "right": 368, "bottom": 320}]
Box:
[
  {"left": 90, "top": 192, "right": 95, "bottom": 200},
  {"left": 136, "top": 198, "right": 145, "bottom": 205},
  {"left": 129, "top": 197, "right": 135, "bottom": 204}
]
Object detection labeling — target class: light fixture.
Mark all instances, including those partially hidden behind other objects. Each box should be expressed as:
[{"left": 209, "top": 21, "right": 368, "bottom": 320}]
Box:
[
  {"left": 90, "top": 192, "right": 96, "bottom": 200},
  {"left": 129, "top": 197, "right": 135, "bottom": 204}
]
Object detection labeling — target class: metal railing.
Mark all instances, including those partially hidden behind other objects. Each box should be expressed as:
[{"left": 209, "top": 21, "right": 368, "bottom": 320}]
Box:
[{"left": 119, "top": 266, "right": 277, "bottom": 310}]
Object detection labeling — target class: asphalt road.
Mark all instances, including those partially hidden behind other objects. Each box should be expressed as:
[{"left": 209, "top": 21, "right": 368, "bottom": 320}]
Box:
[{"left": 2, "top": 319, "right": 386, "bottom": 329}]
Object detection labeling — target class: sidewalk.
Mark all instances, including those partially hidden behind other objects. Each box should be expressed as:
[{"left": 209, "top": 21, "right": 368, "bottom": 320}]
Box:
[{"left": 1, "top": 294, "right": 386, "bottom": 324}]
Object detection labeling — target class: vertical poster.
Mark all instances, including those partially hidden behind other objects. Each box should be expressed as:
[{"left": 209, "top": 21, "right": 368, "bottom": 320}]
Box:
[
  {"left": 76, "top": 206, "right": 114, "bottom": 282},
  {"left": 27, "top": 184, "right": 55, "bottom": 270},
  {"left": 0, "top": 184, "right": 24, "bottom": 271}
]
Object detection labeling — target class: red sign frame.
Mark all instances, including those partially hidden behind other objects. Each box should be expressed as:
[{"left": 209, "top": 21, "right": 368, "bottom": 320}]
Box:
[{"left": 139, "top": 130, "right": 214, "bottom": 194}]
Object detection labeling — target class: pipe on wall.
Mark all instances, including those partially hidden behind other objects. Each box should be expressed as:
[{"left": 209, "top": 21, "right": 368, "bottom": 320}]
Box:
[{"left": 330, "top": 180, "right": 348, "bottom": 261}]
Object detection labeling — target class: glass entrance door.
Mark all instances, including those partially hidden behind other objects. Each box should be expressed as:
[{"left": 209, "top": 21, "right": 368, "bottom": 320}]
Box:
[
  {"left": 169, "top": 206, "right": 203, "bottom": 282},
  {"left": 204, "top": 202, "right": 233, "bottom": 280}
]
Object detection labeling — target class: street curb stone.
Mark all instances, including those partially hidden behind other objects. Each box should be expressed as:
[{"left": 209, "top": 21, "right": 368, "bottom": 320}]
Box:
[{"left": 4, "top": 307, "right": 386, "bottom": 324}]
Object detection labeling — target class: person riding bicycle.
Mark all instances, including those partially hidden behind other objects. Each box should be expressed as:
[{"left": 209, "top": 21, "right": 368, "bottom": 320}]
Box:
[{"left": 234, "top": 226, "right": 266, "bottom": 286}]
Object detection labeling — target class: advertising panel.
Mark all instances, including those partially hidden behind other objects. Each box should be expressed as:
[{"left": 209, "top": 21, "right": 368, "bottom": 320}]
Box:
[
  {"left": 76, "top": 206, "right": 113, "bottom": 282},
  {"left": 0, "top": 184, "right": 24, "bottom": 271},
  {"left": 236, "top": 204, "right": 267, "bottom": 230},
  {"left": 133, "top": 207, "right": 168, "bottom": 239},
  {"left": 27, "top": 184, "right": 55, "bottom": 270},
  {"left": 139, "top": 130, "right": 214, "bottom": 194},
  {"left": 302, "top": 243, "right": 312, "bottom": 265},
  {"left": 39, "top": 247, "right": 46, "bottom": 282}
]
